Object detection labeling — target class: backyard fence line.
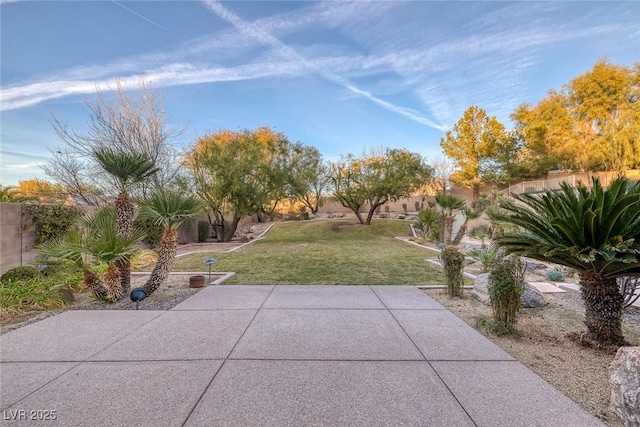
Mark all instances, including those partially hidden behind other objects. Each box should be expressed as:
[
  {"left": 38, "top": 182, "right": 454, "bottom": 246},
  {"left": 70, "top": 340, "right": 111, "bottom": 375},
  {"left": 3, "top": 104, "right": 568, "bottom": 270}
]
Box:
[{"left": 503, "top": 175, "right": 577, "bottom": 196}]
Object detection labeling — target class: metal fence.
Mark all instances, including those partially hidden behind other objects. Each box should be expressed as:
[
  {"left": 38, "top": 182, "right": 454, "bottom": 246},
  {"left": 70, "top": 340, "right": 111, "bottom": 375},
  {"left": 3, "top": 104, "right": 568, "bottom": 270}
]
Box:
[{"left": 503, "top": 175, "right": 577, "bottom": 195}]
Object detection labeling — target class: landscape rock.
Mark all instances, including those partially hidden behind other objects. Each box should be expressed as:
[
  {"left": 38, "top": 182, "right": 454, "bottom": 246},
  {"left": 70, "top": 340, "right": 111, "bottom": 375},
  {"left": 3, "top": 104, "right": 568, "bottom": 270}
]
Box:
[
  {"left": 471, "top": 273, "right": 545, "bottom": 308},
  {"left": 472, "top": 274, "right": 490, "bottom": 303},
  {"left": 610, "top": 346, "right": 640, "bottom": 426},
  {"left": 521, "top": 283, "right": 545, "bottom": 308}
]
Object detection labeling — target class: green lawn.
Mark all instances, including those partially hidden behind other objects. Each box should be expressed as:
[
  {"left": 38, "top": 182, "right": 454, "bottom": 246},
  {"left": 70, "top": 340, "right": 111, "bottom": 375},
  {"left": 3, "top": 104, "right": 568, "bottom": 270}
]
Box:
[{"left": 169, "top": 219, "right": 447, "bottom": 285}]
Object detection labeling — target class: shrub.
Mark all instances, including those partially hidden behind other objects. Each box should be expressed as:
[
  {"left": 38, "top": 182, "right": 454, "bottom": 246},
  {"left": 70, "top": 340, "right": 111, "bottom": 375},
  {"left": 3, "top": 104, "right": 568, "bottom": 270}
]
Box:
[
  {"left": 197, "top": 220, "right": 210, "bottom": 242},
  {"left": 1, "top": 266, "right": 41, "bottom": 283},
  {"left": 0, "top": 277, "right": 66, "bottom": 314},
  {"left": 469, "top": 224, "right": 492, "bottom": 248},
  {"left": 439, "top": 245, "right": 465, "bottom": 297},
  {"left": 39, "top": 259, "right": 84, "bottom": 292},
  {"left": 488, "top": 256, "right": 525, "bottom": 331},
  {"left": 416, "top": 208, "right": 443, "bottom": 242},
  {"left": 545, "top": 267, "right": 565, "bottom": 282},
  {"left": 468, "top": 246, "right": 499, "bottom": 273},
  {"left": 25, "top": 204, "right": 82, "bottom": 244}
]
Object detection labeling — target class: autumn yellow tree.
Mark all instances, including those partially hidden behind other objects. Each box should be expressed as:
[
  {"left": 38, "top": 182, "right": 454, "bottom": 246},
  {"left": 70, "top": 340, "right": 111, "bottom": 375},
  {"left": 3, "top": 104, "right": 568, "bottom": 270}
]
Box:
[
  {"left": 513, "top": 60, "right": 640, "bottom": 177},
  {"left": 568, "top": 59, "right": 640, "bottom": 175},
  {"left": 440, "top": 106, "right": 509, "bottom": 199},
  {"left": 13, "top": 179, "right": 67, "bottom": 203}
]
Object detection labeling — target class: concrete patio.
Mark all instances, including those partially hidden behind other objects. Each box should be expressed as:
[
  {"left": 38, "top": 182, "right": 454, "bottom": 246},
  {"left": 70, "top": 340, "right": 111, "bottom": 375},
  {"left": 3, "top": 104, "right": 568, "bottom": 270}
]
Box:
[{"left": 1, "top": 285, "right": 604, "bottom": 426}]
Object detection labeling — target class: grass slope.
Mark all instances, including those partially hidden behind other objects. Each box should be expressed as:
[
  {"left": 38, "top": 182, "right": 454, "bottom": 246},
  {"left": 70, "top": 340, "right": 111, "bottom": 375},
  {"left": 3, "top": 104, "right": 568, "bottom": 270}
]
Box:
[{"left": 170, "top": 219, "right": 446, "bottom": 285}]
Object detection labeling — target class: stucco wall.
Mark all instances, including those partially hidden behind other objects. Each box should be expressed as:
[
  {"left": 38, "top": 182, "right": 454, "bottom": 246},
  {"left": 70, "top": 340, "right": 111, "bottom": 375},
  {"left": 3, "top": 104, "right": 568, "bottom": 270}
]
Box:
[{"left": 0, "top": 203, "right": 37, "bottom": 275}]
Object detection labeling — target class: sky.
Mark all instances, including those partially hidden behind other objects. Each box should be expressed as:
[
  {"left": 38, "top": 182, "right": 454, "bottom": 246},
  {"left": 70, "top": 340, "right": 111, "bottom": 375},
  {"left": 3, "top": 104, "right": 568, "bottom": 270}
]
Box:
[{"left": 1, "top": 1, "right": 639, "bottom": 185}]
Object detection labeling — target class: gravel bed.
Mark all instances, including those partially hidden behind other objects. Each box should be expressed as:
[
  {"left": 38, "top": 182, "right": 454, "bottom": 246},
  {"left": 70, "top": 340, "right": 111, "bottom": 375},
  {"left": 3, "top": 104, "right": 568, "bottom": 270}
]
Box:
[{"left": 1, "top": 275, "right": 205, "bottom": 335}]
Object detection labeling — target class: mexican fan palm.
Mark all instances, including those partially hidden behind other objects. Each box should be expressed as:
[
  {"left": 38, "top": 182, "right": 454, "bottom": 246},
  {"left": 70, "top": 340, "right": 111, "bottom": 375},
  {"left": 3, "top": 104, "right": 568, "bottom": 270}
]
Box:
[
  {"left": 489, "top": 177, "right": 640, "bottom": 346},
  {"left": 93, "top": 148, "right": 158, "bottom": 296},
  {"left": 451, "top": 207, "right": 482, "bottom": 245},
  {"left": 435, "top": 193, "right": 466, "bottom": 244},
  {"left": 38, "top": 207, "right": 145, "bottom": 302},
  {"left": 138, "top": 190, "right": 203, "bottom": 296}
]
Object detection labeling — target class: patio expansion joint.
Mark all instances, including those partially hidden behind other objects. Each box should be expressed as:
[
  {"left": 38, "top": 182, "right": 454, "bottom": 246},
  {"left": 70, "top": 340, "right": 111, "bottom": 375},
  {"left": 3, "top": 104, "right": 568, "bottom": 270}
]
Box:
[
  {"left": 179, "top": 284, "right": 278, "bottom": 427},
  {"left": 370, "top": 285, "right": 479, "bottom": 427}
]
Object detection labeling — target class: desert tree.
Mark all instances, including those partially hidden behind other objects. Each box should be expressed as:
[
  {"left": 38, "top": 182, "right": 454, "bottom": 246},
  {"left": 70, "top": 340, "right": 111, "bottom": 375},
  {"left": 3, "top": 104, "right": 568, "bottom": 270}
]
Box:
[
  {"left": 186, "top": 127, "right": 294, "bottom": 241},
  {"left": 287, "top": 144, "right": 331, "bottom": 214},
  {"left": 44, "top": 78, "right": 184, "bottom": 203},
  {"left": 331, "top": 148, "right": 432, "bottom": 225}
]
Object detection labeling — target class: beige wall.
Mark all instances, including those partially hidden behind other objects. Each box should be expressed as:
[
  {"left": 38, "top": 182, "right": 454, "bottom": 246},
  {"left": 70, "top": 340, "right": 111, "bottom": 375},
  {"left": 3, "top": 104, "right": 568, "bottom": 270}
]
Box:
[
  {"left": 0, "top": 203, "right": 37, "bottom": 275},
  {"left": 0, "top": 204, "right": 206, "bottom": 275}
]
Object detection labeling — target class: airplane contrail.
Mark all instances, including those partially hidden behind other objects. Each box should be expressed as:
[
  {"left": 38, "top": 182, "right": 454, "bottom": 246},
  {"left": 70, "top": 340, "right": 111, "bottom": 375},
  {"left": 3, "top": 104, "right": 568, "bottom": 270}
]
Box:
[
  {"left": 111, "top": 0, "right": 168, "bottom": 31},
  {"left": 202, "top": 0, "right": 445, "bottom": 132}
]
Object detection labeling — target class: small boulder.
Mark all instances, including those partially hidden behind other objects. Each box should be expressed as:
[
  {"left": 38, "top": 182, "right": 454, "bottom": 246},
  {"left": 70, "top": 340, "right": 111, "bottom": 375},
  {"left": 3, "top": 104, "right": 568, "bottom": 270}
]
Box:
[
  {"left": 472, "top": 273, "right": 490, "bottom": 303},
  {"left": 472, "top": 273, "right": 545, "bottom": 308},
  {"left": 610, "top": 346, "right": 640, "bottom": 426},
  {"left": 521, "top": 283, "right": 545, "bottom": 308}
]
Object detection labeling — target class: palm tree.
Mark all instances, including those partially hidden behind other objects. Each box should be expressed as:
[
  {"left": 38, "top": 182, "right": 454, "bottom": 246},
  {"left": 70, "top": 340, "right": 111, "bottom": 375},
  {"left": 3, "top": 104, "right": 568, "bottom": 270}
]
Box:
[
  {"left": 489, "top": 177, "right": 640, "bottom": 346},
  {"left": 38, "top": 207, "right": 145, "bottom": 302},
  {"left": 469, "top": 224, "right": 492, "bottom": 249},
  {"left": 137, "top": 190, "right": 204, "bottom": 296},
  {"left": 93, "top": 148, "right": 158, "bottom": 297},
  {"left": 451, "top": 207, "right": 482, "bottom": 245},
  {"left": 435, "top": 193, "right": 465, "bottom": 245}
]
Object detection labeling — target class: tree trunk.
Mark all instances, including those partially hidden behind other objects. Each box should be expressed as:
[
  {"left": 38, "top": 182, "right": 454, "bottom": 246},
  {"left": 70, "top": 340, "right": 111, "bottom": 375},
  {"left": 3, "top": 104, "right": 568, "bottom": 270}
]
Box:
[
  {"left": 444, "top": 215, "right": 454, "bottom": 244},
  {"left": 104, "top": 264, "right": 124, "bottom": 303},
  {"left": 144, "top": 229, "right": 178, "bottom": 296},
  {"left": 354, "top": 208, "right": 364, "bottom": 224},
  {"left": 579, "top": 271, "right": 625, "bottom": 346},
  {"left": 83, "top": 268, "right": 107, "bottom": 298},
  {"left": 364, "top": 206, "right": 377, "bottom": 225},
  {"left": 222, "top": 216, "right": 242, "bottom": 242},
  {"left": 114, "top": 192, "right": 134, "bottom": 298},
  {"left": 451, "top": 221, "right": 469, "bottom": 245}
]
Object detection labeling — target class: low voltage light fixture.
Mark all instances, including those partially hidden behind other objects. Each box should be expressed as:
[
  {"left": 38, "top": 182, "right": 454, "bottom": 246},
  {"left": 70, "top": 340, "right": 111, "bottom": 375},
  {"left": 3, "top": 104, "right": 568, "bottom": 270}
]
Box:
[
  {"left": 203, "top": 258, "right": 217, "bottom": 282},
  {"left": 130, "top": 287, "right": 147, "bottom": 310}
]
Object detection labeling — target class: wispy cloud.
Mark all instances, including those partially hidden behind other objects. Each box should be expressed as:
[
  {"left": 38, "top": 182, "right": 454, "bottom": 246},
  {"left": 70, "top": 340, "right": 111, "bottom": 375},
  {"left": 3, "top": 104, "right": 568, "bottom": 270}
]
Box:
[
  {"left": 1, "top": 0, "right": 638, "bottom": 132},
  {"left": 200, "top": 0, "right": 446, "bottom": 131}
]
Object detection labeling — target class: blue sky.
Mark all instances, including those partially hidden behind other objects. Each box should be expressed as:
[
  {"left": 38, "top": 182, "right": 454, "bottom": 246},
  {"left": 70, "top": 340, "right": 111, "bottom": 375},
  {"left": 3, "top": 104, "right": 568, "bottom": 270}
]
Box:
[{"left": 1, "top": 1, "right": 639, "bottom": 185}]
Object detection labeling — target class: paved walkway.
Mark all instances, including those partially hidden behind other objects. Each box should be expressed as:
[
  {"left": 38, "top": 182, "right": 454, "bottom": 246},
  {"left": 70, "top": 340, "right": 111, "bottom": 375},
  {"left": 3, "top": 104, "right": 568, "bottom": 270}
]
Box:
[{"left": 1, "top": 286, "right": 604, "bottom": 426}]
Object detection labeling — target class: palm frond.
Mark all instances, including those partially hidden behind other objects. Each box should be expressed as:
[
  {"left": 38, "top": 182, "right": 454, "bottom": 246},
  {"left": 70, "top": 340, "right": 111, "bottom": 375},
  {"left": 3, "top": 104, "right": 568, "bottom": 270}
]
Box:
[
  {"left": 137, "top": 190, "right": 204, "bottom": 231},
  {"left": 490, "top": 177, "right": 640, "bottom": 276},
  {"left": 93, "top": 148, "right": 159, "bottom": 189}
]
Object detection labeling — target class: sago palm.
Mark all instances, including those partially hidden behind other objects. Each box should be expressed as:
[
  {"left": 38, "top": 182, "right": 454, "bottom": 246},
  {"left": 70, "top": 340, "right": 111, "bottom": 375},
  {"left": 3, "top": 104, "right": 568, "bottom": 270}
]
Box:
[
  {"left": 93, "top": 148, "right": 158, "bottom": 296},
  {"left": 138, "top": 190, "right": 204, "bottom": 296},
  {"left": 38, "top": 207, "right": 145, "bottom": 302},
  {"left": 489, "top": 177, "right": 640, "bottom": 346}
]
